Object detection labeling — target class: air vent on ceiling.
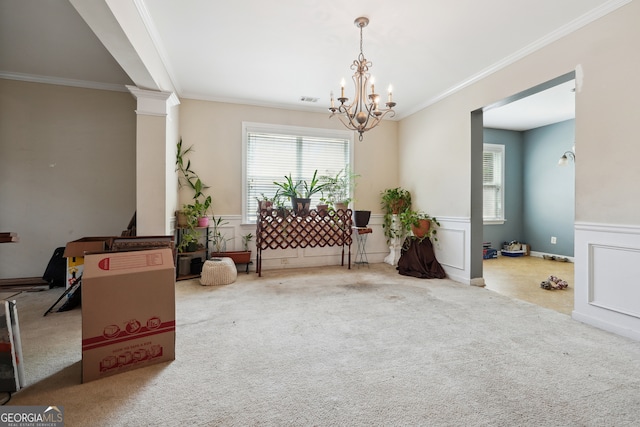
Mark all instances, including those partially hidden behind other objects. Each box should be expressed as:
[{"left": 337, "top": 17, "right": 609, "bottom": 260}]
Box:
[{"left": 300, "top": 96, "right": 319, "bottom": 103}]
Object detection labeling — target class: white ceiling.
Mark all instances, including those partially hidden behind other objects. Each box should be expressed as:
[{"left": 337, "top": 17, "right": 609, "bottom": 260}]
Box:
[
  {"left": 483, "top": 79, "right": 576, "bottom": 131},
  {"left": 0, "top": 0, "right": 623, "bottom": 130}
]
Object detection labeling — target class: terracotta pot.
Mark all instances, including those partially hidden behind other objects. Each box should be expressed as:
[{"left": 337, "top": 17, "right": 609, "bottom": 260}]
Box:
[
  {"left": 411, "top": 219, "right": 431, "bottom": 238},
  {"left": 258, "top": 200, "right": 273, "bottom": 211},
  {"left": 391, "top": 200, "right": 407, "bottom": 214},
  {"left": 316, "top": 204, "right": 329, "bottom": 217},
  {"left": 211, "top": 251, "right": 251, "bottom": 264}
]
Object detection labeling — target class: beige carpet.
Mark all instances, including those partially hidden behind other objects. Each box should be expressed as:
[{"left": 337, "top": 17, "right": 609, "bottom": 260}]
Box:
[{"left": 6, "top": 263, "right": 640, "bottom": 426}]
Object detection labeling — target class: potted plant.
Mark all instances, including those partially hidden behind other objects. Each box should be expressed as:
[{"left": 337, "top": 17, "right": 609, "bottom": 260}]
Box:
[
  {"left": 176, "top": 139, "right": 212, "bottom": 227},
  {"left": 242, "top": 233, "right": 253, "bottom": 251},
  {"left": 177, "top": 228, "right": 200, "bottom": 253},
  {"left": 316, "top": 189, "right": 329, "bottom": 215},
  {"left": 209, "top": 217, "right": 253, "bottom": 269},
  {"left": 321, "top": 166, "right": 359, "bottom": 211},
  {"left": 273, "top": 173, "right": 300, "bottom": 211},
  {"left": 191, "top": 178, "right": 212, "bottom": 227},
  {"left": 297, "top": 169, "right": 330, "bottom": 214},
  {"left": 381, "top": 187, "right": 412, "bottom": 244},
  {"left": 399, "top": 210, "right": 440, "bottom": 243},
  {"left": 209, "top": 215, "right": 231, "bottom": 254},
  {"left": 177, "top": 204, "right": 204, "bottom": 254},
  {"left": 272, "top": 191, "right": 288, "bottom": 218},
  {"left": 274, "top": 170, "right": 329, "bottom": 215},
  {"left": 256, "top": 192, "right": 275, "bottom": 212}
]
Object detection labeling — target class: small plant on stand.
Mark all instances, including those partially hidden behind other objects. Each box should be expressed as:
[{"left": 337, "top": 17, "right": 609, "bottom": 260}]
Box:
[
  {"left": 209, "top": 215, "right": 231, "bottom": 254},
  {"left": 242, "top": 233, "right": 253, "bottom": 251},
  {"left": 399, "top": 210, "right": 440, "bottom": 249},
  {"left": 256, "top": 193, "right": 276, "bottom": 212},
  {"left": 380, "top": 187, "right": 412, "bottom": 265},
  {"left": 273, "top": 173, "right": 300, "bottom": 207},
  {"left": 380, "top": 187, "right": 412, "bottom": 244},
  {"left": 177, "top": 230, "right": 200, "bottom": 253},
  {"left": 320, "top": 166, "right": 359, "bottom": 211}
]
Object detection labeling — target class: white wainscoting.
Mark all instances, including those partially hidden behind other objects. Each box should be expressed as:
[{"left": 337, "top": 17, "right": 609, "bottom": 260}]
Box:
[
  {"left": 433, "top": 217, "right": 471, "bottom": 284},
  {"left": 574, "top": 222, "right": 640, "bottom": 341},
  {"left": 172, "top": 214, "right": 473, "bottom": 282}
]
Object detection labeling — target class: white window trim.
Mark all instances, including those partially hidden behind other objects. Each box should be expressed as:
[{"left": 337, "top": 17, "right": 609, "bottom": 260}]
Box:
[
  {"left": 483, "top": 143, "right": 505, "bottom": 225},
  {"left": 242, "top": 122, "right": 354, "bottom": 224}
]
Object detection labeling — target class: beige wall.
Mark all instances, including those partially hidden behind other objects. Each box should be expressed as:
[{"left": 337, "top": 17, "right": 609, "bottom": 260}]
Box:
[
  {"left": 398, "top": 1, "right": 640, "bottom": 338},
  {"left": 400, "top": 1, "right": 640, "bottom": 224},
  {"left": 178, "top": 100, "right": 398, "bottom": 217},
  {"left": 0, "top": 79, "right": 136, "bottom": 279}
]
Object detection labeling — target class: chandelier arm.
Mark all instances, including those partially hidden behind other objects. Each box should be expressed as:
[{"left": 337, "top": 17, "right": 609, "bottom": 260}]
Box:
[{"left": 333, "top": 105, "right": 362, "bottom": 131}]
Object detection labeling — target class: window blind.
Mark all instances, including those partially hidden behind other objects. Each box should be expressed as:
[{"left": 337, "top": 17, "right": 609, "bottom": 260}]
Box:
[
  {"left": 483, "top": 144, "right": 504, "bottom": 221},
  {"left": 244, "top": 124, "right": 352, "bottom": 223}
]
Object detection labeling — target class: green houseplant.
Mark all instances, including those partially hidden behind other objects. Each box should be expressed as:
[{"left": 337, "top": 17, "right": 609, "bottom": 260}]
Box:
[
  {"left": 256, "top": 192, "right": 276, "bottom": 212},
  {"left": 175, "top": 140, "right": 214, "bottom": 254},
  {"left": 399, "top": 210, "right": 440, "bottom": 244},
  {"left": 273, "top": 170, "right": 330, "bottom": 215},
  {"left": 273, "top": 173, "right": 300, "bottom": 203},
  {"left": 320, "top": 166, "right": 359, "bottom": 211},
  {"left": 209, "top": 215, "right": 231, "bottom": 254},
  {"left": 209, "top": 217, "right": 253, "bottom": 269},
  {"left": 381, "top": 187, "right": 412, "bottom": 244},
  {"left": 242, "top": 233, "right": 253, "bottom": 251},
  {"left": 176, "top": 139, "right": 212, "bottom": 228}
]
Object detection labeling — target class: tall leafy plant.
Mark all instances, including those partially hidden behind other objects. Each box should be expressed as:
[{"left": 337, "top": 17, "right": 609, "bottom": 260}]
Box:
[
  {"left": 380, "top": 187, "right": 412, "bottom": 244},
  {"left": 175, "top": 139, "right": 212, "bottom": 252},
  {"left": 176, "top": 139, "right": 212, "bottom": 219}
]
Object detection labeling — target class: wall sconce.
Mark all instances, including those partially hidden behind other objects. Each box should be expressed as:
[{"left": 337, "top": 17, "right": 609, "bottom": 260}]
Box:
[{"left": 558, "top": 144, "right": 576, "bottom": 166}]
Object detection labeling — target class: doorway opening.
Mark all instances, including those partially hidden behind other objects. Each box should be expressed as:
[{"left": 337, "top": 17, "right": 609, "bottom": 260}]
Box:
[{"left": 471, "top": 71, "right": 576, "bottom": 314}]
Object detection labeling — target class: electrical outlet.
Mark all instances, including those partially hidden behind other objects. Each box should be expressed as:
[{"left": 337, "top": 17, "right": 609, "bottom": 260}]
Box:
[
  {"left": 551, "top": 236, "right": 557, "bottom": 244},
  {"left": 280, "top": 258, "right": 288, "bottom": 264}
]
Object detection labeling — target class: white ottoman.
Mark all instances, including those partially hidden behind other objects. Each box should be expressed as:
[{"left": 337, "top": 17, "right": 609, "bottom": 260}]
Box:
[{"left": 200, "top": 257, "right": 237, "bottom": 286}]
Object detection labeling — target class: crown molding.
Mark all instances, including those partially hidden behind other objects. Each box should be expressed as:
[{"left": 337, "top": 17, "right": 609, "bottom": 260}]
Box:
[
  {"left": 126, "top": 85, "right": 180, "bottom": 116},
  {"left": 398, "top": 0, "right": 632, "bottom": 119},
  {"left": 0, "top": 71, "right": 129, "bottom": 93}
]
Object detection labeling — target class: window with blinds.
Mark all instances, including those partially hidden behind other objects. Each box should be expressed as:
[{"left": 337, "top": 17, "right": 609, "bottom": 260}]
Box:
[
  {"left": 483, "top": 143, "right": 505, "bottom": 223},
  {"left": 243, "top": 123, "right": 353, "bottom": 223}
]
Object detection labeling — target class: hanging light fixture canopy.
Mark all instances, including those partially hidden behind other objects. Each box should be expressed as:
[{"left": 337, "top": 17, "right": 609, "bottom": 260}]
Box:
[{"left": 329, "top": 17, "right": 396, "bottom": 141}]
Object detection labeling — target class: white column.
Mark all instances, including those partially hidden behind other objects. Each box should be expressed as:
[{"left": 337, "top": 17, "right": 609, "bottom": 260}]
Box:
[
  {"left": 384, "top": 214, "right": 404, "bottom": 266},
  {"left": 127, "top": 86, "right": 180, "bottom": 236}
]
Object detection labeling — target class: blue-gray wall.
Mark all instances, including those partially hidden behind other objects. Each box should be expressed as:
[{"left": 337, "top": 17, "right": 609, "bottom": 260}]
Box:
[
  {"left": 483, "top": 119, "right": 575, "bottom": 256},
  {"left": 483, "top": 129, "right": 524, "bottom": 248}
]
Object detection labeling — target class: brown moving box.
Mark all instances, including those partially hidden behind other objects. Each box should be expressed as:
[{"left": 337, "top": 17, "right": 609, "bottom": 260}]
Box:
[{"left": 81, "top": 248, "right": 175, "bottom": 383}]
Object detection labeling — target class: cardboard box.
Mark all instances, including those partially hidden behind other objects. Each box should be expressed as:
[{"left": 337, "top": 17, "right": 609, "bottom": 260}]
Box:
[
  {"left": 63, "top": 237, "right": 114, "bottom": 288},
  {"left": 81, "top": 248, "right": 175, "bottom": 383}
]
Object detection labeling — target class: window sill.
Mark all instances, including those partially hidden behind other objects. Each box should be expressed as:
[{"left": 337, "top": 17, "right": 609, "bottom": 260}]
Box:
[{"left": 484, "top": 219, "right": 506, "bottom": 225}]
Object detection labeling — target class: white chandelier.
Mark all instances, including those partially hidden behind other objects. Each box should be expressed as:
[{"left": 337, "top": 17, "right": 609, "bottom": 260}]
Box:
[{"left": 329, "top": 17, "right": 396, "bottom": 141}]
